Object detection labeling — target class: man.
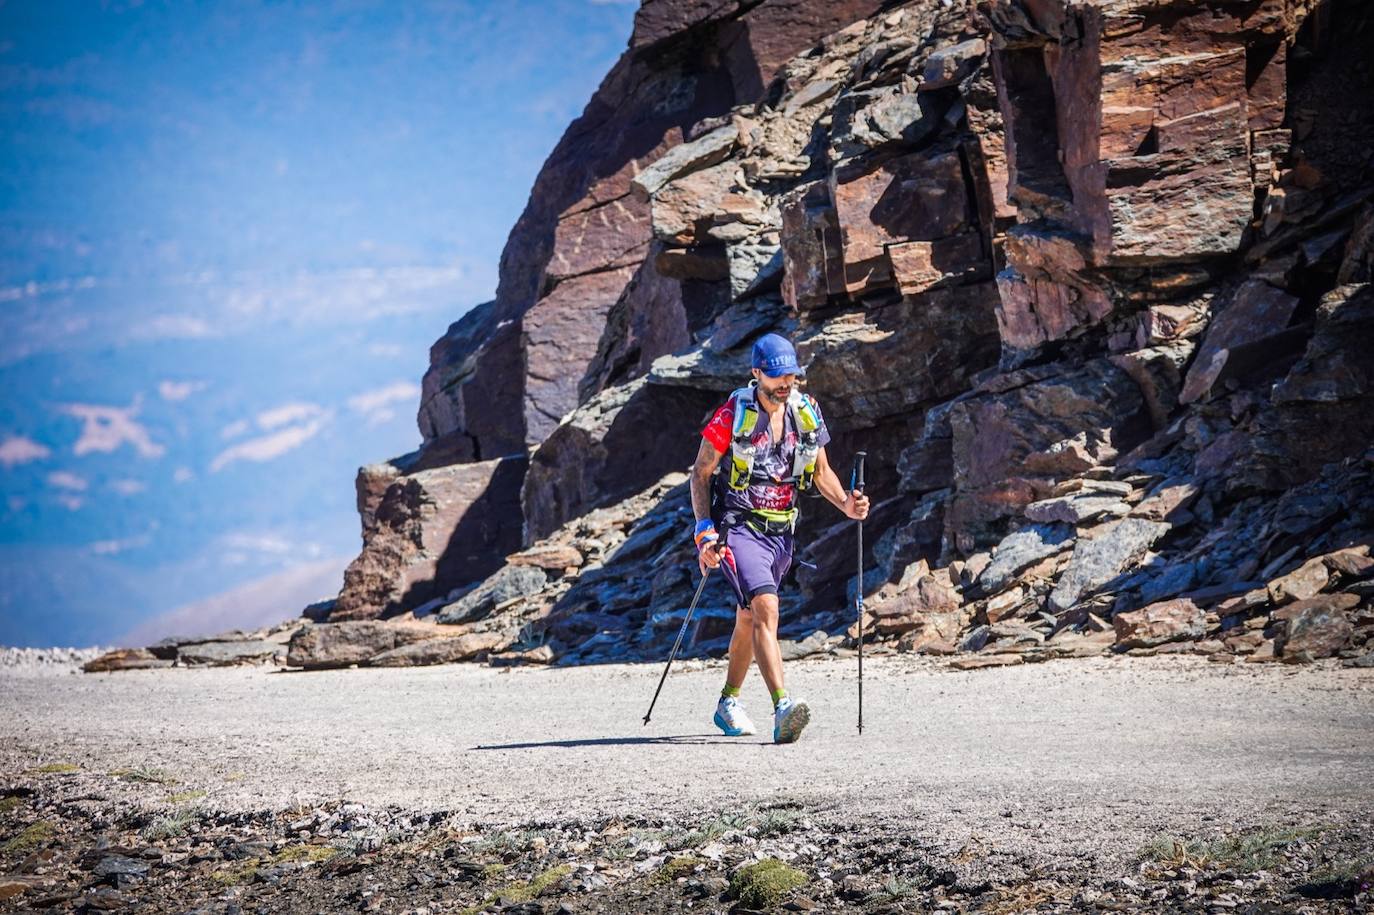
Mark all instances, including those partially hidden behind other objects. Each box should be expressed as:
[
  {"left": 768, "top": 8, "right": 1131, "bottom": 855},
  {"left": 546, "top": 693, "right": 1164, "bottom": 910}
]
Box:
[{"left": 691, "top": 333, "right": 870, "bottom": 744}]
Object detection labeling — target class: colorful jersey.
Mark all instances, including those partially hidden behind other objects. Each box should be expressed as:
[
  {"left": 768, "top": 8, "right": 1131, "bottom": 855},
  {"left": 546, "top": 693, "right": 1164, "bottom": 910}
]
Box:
[{"left": 701, "top": 392, "right": 831, "bottom": 516}]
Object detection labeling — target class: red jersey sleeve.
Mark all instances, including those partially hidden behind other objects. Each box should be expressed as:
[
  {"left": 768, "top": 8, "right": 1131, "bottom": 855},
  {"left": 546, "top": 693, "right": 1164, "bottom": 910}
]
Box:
[{"left": 701, "top": 400, "right": 734, "bottom": 453}]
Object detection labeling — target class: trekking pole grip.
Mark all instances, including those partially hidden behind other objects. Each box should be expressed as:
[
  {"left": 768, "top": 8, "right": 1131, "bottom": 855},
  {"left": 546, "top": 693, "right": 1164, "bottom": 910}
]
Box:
[{"left": 851, "top": 451, "right": 867, "bottom": 494}]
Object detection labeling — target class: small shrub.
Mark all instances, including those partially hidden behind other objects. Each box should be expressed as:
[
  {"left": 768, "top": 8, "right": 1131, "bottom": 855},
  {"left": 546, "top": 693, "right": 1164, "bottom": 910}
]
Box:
[
  {"left": 654, "top": 855, "right": 705, "bottom": 884},
  {"left": 272, "top": 843, "right": 339, "bottom": 865},
  {"left": 166, "top": 789, "right": 206, "bottom": 804},
  {"left": 459, "top": 864, "right": 571, "bottom": 915},
  {"left": 865, "top": 876, "right": 918, "bottom": 904},
  {"left": 753, "top": 808, "right": 800, "bottom": 837},
  {"left": 142, "top": 809, "right": 197, "bottom": 841},
  {"left": 211, "top": 861, "right": 259, "bottom": 885},
  {"left": 25, "top": 763, "right": 79, "bottom": 775},
  {"left": 729, "top": 858, "right": 807, "bottom": 909},
  {"left": 1140, "top": 826, "right": 1323, "bottom": 873},
  {"left": 110, "top": 766, "right": 178, "bottom": 785},
  {"left": 3, "top": 820, "right": 55, "bottom": 853}
]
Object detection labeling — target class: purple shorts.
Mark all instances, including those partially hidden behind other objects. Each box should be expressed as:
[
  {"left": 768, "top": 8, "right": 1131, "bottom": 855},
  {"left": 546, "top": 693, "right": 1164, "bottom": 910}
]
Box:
[{"left": 719, "top": 522, "right": 794, "bottom": 609}]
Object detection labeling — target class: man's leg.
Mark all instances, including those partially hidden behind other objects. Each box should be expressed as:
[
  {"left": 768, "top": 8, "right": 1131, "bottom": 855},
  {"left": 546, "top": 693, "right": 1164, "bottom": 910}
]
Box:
[
  {"left": 749, "top": 592, "right": 784, "bottom": 697},
  {"left": 725, "top": 606, "right": 754, "bottom": 689}
]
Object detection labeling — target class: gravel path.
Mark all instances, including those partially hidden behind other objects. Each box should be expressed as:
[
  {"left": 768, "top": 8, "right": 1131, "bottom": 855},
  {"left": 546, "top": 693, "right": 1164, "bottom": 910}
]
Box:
[{"left": 5, "top": 655, "right": 1372, "bottom": 868}]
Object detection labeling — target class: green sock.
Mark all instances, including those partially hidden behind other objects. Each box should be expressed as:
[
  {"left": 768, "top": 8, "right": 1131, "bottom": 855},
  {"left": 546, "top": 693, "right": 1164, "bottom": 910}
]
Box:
[
  {"left": 721, "top": 684, "right": 741, "bottom": 699},
  {"left": 771, "top": 687, "right": 787, "bottom": 708}
]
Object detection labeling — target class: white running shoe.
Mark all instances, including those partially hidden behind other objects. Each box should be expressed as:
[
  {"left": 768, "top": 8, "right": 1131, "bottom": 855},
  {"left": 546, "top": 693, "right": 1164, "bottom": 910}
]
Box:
[
  {"left": 713, "top": 695, "right": 757, "bottom": 736},
  {"left": 772, "top": 697, "right": 811, "bottom": 744}
]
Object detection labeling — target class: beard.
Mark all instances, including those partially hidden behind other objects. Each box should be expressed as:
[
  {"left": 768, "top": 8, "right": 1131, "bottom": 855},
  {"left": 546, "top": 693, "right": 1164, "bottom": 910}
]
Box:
[{"left": 760, "top": 382, "right": 791, "bottom": 405}]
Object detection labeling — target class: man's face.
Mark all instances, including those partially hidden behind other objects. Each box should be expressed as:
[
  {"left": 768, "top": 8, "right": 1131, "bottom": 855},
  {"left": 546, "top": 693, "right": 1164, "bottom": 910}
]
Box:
[{"left": 753, "top": 368, "right": 796, "bottom": 406}]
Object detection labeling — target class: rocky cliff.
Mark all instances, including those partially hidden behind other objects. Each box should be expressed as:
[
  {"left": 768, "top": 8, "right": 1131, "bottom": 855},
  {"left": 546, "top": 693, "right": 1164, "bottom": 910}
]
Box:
[{"left": 86, "top": 0, "right": 1374, "bottom": 673}]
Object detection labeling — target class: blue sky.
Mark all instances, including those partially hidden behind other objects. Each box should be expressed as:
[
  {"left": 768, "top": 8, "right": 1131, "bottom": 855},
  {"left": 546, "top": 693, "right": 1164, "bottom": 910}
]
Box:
[{"left": 0, "top": 0, "right": 639, "bottom": 647}]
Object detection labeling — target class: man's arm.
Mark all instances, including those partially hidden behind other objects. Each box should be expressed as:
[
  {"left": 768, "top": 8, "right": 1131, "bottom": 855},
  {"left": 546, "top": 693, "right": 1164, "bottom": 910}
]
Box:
[
  {"left": 812, "top": 445, "right": 870, "bottom": 520},
  {"left": 691, "top": 437, "right": 723, "bottom": 523},
  {"left": 691, "top": 438, "right": 728, "bottom": 573}
]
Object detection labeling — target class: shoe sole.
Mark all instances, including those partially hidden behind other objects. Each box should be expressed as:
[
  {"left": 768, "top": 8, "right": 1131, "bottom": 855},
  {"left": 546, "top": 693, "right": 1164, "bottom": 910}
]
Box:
[
  {"left": 713, "top": 710, "right": 755, "bottom": 737},
  {"left": 774, "top": 701, "right": 811, "bottom": 744}
]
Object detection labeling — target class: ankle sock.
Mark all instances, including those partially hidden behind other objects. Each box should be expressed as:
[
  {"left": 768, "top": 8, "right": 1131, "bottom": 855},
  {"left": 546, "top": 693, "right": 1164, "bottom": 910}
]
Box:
[
  {"left": 771, "top": 687, "right": 787, "bottom": 708},
  {"left": 721, "top": 683, "right": 741, "bottom": 699}
]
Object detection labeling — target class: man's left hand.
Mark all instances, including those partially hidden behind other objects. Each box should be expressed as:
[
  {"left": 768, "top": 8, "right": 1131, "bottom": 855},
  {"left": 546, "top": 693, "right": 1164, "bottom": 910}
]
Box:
[{"left": 844, "top": 489, "right": 870, "bottom": 521}]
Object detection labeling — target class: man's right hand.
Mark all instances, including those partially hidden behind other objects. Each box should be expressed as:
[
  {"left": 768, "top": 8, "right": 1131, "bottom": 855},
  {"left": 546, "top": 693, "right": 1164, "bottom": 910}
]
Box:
[
  {"left": 699, "top": 539, "right": 726, "bottom": 576},
  {"left": 694, "top": 521, "right": 729, "bottom": 576}
]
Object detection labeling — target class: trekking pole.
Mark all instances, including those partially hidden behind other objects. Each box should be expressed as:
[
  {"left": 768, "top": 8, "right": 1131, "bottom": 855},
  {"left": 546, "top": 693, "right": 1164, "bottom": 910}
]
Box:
[
  {"left": 643, "top": 531, "right": 727, "bottom": 726},
  {"left": 851, "top": 452, "right": 867, "bottom": 735}
]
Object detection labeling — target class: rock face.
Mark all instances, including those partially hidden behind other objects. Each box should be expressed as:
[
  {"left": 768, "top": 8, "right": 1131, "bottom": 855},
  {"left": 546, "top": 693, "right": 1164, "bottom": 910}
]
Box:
[
  {"left": 202, "top": 0, "right": 1373, "bottom": 675},
  {"left": 332, "top": 456, "right": 527, "bottom": 621}
]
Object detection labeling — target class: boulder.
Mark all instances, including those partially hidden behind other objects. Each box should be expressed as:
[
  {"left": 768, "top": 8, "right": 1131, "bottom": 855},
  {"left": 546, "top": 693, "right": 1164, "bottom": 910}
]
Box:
[
  {"left": 1112, "top": 598, "right": 1206, "bottom": 649},
  {"left": 488, "top": 643, "right": 559, "bottom": 667},
  {"left": 779, "top": 181, "right": 844, "bottom": 310},
  {"left": 1276, "top": 594, "right": 1359, "bottom": 663},
  {"left": 921, "top": 38, "right": 986, "bottom": 90},
  {"left": 507, "top": 544, "right": 585, "bottom": 572},
  {"left": 436, "top": 565, "right": 549, "bottom": 626},
  {"left": 1048, "top": 517, "right": 1171, "bottom": 612},
  {"left": 176, "top": 640, "right": 282, "bottom": 667},
  {"left": 978, "top": 523, "right": 1075, "bottom": 593},
  {"left": 632, "top": 124, "right": 739, "bottom": 199},
  {"left": 82, "top": 649, "right": 174, "bottom": 673},
  {"left": 650, "top": 162, "right": 745, "bottom": 245},
  {"left": 1024, "top": 493, "right": 1130, "bottom": 525},
  {"left": 829, "top": 149, "right": 973, "bottom": 294},
  {"left": 370, "top": 632, "right": 508, "bottom": 667},
  {"left": 1179, "top": 279, "right": 1302, "bottom": 404},
  {"left": 887, "top": 233, "right": 990, "bottom": 296},
  {"left": 333, "top": 457, "right": 527, "bottom": 621},
  {"left": 995, "top": 224, "right": 1112, "bottom": 352},
  {"left": 1266, "top": 557, "right": 1332, "bottom": 605},
  {"left": 286, "top": 621, "right": 447, "bottom": 670}
]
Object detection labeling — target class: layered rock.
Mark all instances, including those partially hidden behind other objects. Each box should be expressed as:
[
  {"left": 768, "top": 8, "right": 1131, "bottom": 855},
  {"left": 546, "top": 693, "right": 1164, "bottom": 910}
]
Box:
[
  {"left": 227, "top": 0, "right": 1372, "bottom": 675},
  {"left": 332, "top": 456, "right": 526, "bottom": 621}
]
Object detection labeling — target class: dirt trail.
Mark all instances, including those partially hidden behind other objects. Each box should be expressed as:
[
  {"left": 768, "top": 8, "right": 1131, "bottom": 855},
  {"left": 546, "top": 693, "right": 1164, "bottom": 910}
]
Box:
[{"left": 5, "top": 655, "right": 1372, "bottom": 870}]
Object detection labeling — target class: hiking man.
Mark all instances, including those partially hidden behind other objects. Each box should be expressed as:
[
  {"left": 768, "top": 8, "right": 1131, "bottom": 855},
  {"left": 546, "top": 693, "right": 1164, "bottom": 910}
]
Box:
[{"left": 691, "top": 333, "right": 870, "bottom": 743}]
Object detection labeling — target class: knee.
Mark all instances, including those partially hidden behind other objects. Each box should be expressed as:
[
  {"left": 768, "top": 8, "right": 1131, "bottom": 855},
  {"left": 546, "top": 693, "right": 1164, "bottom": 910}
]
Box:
[
  {"left": 749, "top": 594, "right": 779, "bottom": 629},
  {"left": 735, "top": 606, "right": 754, "bottom": 627}
]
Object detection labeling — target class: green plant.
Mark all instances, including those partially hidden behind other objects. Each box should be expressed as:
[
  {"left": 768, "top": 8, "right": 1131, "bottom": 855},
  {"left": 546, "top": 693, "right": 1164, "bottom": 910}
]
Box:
[
  {"left": 211, "top": 860, "right": 259, "bottom": 885},
  {"left": 669, "top": 813, "right": 749, "bottom": 850},
  {"left": 728, "top": 858, "right": 807, "bottom": 909},
  {"left": 166, "top": 789, "right": 206, "bottom": 804},
  {"left": 470, "top": 827, "right": 550, "bottom": 856},
  {"left": 753, "top": 807, "right": 800, "bottom": 837},
  {"left": 110, "top": 766, "right": 178, "bottom": 785},
  {"left": 865, "top": 876, "right": 918, "bottom": 904},
  {"left": 458, "top": 864, "right": 572, "bottom": 915},
  {"left": 272, "top": 843, "right": 339, "bottom": 865},
  {"left": 653, "top": 855, "right": 705, "bottom": 884},
  {"left": 2, "top": 820, "right": 55, "bottom": 853},
  {"left": 1140, "top": 826, "right": 1323, "bottom": 873},
  {"left": 25, "top": 763, "right": 79, "bottom": 775},
  {"left": 0, "top": 797, "right": 23, "bottom": 815},
  {"left": 142, "top": 809, "right": 197, "bottom": 840}
]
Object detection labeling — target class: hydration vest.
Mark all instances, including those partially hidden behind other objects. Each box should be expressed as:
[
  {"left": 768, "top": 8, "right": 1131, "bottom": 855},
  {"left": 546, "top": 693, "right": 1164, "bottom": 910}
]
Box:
[{"left": 724, "top": 382, "right": 822, "bottom": 492}]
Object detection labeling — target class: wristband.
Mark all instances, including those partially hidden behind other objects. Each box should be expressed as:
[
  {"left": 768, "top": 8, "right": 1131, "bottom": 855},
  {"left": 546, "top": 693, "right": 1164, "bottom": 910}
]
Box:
[{"left": 694, "top": 520, "right": 718, "bottom": 549}]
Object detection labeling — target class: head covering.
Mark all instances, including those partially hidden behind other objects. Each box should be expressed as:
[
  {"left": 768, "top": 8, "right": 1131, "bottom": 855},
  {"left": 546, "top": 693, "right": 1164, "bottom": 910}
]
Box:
[{"left": 751, "top": 333, "right": 803, "bottom": 377}]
